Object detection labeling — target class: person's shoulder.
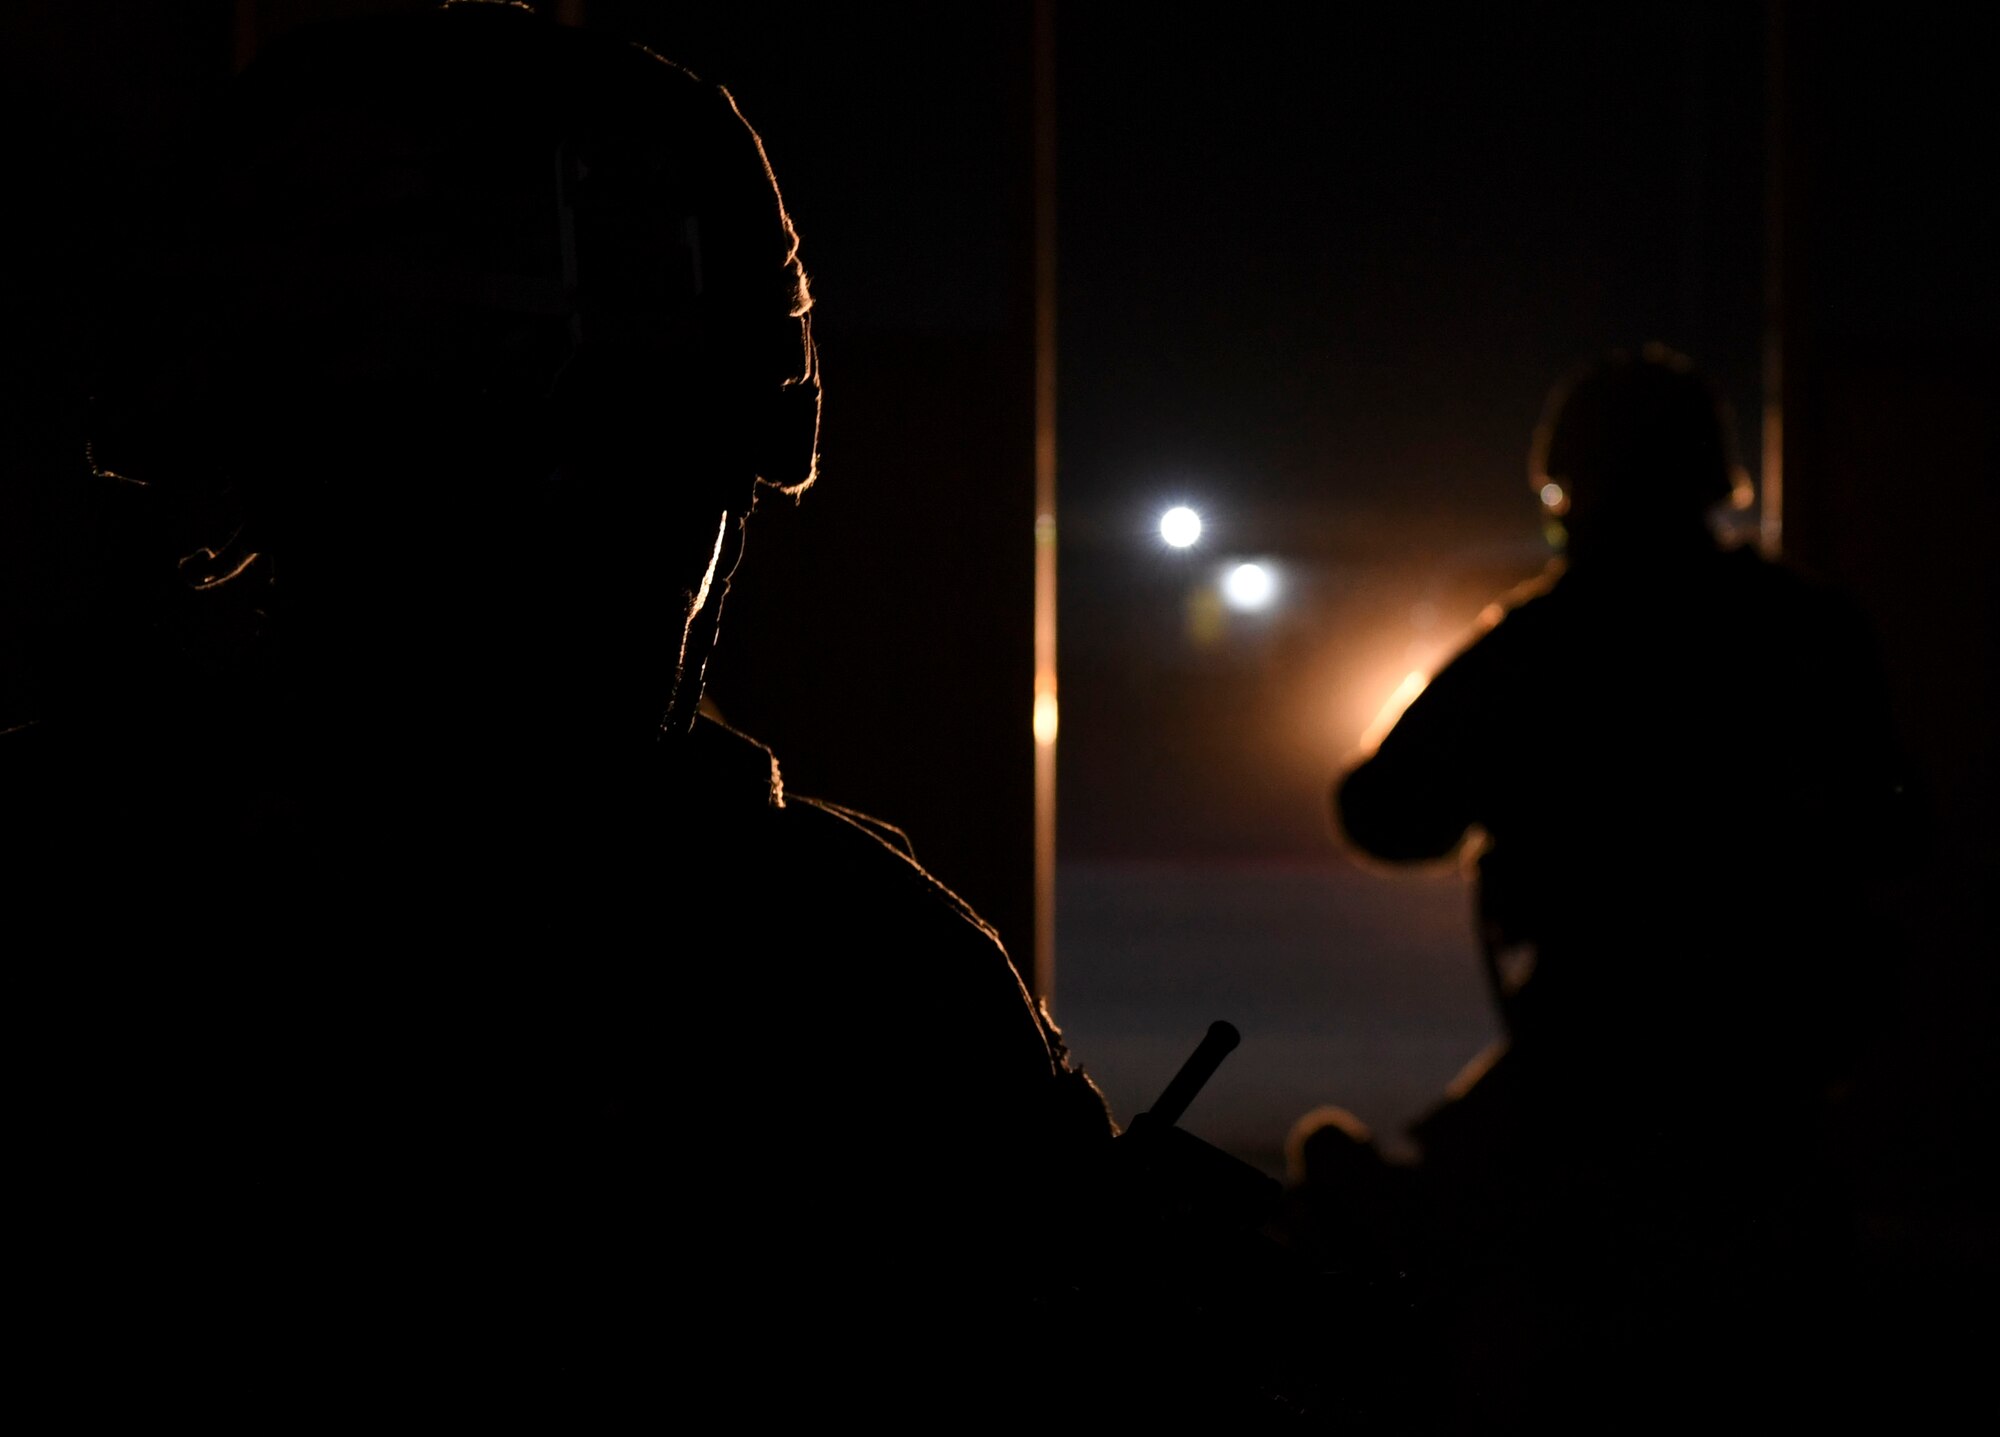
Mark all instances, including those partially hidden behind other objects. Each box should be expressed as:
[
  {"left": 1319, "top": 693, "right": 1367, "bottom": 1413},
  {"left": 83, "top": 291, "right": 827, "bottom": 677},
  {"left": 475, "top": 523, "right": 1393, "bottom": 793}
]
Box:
[
  {"left": 1707, "top": 538, "right": 1835, "bottom": 595},
  {"left": 782, "top": 785, "right": 1007, "bottom": 956},
  {"left": 677, "top": 711, "right": 786, "bottom": 806},
  {"left": 1427, "top": 561, "right": 1565, "bottom": 678},
  {"left": 1497, "top": 560, "right": 1565, "bottom": 613},
  {"left": 1459, "top": 561, "right": 1566, "bottom": 644},
  {"left": 677, "top": 713, "right": 1008, "bottom": 952},
  {"left": 676, "top": 717, "right": 1106, "bottom": 1114},
  {"left": 1712, "top": 542, "right": 1877, "bottom": 637}
]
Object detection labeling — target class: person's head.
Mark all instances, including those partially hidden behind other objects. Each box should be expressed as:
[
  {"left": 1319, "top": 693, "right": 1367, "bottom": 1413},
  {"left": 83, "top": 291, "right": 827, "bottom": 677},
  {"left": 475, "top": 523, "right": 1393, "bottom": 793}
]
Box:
[
  {"left": 1528, "top": 344, "right": 1746, "bottom": 561},
  {"left": 1284, "top": 1104, "right": 1382, "bottom": 1191},
  {"left": 90, "top": 2, "right": 818, "bottom": 740}
]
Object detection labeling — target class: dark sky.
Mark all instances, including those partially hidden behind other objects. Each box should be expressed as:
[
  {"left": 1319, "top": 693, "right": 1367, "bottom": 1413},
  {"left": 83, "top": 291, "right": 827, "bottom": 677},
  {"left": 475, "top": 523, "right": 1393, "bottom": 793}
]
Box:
[{"left": 1061, "top": 3, "right": 1766, "bottom": 512}]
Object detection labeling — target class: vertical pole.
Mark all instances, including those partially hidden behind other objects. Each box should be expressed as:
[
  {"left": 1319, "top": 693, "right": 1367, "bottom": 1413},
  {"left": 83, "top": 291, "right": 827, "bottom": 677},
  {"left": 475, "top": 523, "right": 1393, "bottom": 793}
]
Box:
[
  {"left": 233, "top": 0, "right": 258, "bottom": 72},
  {"left": 1031, "top": 0, "right": 1059, "bottom": 1013},
  {"left": 1760, "top": 0, "right": 1786, "bottom": 558}
]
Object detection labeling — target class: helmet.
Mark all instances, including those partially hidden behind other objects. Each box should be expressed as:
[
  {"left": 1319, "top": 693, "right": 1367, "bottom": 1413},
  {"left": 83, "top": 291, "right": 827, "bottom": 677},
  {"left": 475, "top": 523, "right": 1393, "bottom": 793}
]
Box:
[
  {"left": 1528, "top": 344, "right": 1741, "bottom": 536},
  {"left": 81, "top": 2, "right": 821, "bottom": 738},
  {"left": 89, "top": 1, "right": 820, "bottom": 522}
]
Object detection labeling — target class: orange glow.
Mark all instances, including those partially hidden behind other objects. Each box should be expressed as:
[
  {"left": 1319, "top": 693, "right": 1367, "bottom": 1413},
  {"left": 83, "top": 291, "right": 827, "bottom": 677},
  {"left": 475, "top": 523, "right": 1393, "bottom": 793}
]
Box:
[
  {"left": 183, "top": 551, "right": 261, "bottom": 591},
  {"left": 1729, "top": 468, "right": 1756, "bottom": 511},
  {"left": 1440, "top": 1040, "right": 1506, "bottom": 1102},
  {"left": 1032, "top": 0, "right": 1056, "bottom": 1008},
  {"left": 688, "top": 511, "right": 728, "bottom": 621},
  {"left": 84, "top": 439, "right": 146, "bottom": 487},
  {"left": 674, "top": 510, "right": 731, "bottom": 678},
  {"left": 178, "top": 529, "right": 261, "bottom": 591},
  {"left": 1033, "top": 688, "right": 1059, "bottom": 747},
  {"left": 1358, "top": 668, "right": 1429, "bottom": 754}
]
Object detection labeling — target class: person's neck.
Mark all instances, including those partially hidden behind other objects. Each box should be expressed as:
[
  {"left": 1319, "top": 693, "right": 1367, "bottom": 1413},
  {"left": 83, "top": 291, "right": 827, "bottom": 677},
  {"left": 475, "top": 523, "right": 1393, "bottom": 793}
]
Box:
[{"left": 1563, "top": 522, "right": 1717, "bottom": 576}]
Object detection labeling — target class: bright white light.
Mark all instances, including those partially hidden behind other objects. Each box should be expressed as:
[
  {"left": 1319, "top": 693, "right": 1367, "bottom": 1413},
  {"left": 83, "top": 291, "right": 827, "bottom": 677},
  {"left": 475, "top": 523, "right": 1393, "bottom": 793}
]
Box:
[
  {"left": 1222, "top": 561, "right": 1275, "bottom": 610},
  {"left": 1159, "top": 506, "right": 1202, "bottom": 547},
  {"left": 1540, "top": 481, "right": 1566, "bottom": 511}
]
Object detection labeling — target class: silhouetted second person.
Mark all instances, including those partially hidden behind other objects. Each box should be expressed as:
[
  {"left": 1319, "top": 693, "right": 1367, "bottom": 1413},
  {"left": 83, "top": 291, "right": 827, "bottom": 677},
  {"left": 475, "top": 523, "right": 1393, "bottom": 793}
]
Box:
[{"left": 1333, "top": 345, "right": 1912, "bottom": 1421}]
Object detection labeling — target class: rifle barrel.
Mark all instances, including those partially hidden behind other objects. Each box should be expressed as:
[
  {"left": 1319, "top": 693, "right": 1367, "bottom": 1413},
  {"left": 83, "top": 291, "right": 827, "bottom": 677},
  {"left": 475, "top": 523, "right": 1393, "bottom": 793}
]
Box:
[{"left": 1140, "top": 1020, "right": 1240, "bottom": 1129}]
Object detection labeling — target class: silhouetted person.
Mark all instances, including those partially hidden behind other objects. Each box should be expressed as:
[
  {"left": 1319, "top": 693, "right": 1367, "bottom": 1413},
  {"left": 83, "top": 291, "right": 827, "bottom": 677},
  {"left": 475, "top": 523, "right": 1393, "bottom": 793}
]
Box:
[
  {"left": 1332, "top": 345, "right": 1912, "bottom": 1423},
  {"left": 8, "top": 6, "right": 1113, "bottom": 1424},
  {"left": 1278, "top": 1106, "right": 1403, "bottom": 1276}
]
